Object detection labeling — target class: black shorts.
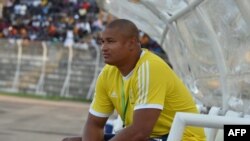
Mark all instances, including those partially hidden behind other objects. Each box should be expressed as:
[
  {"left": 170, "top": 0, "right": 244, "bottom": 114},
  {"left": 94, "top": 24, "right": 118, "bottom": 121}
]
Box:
[{"left": 104, "top": 133, "right": 168, "bottom": 141}]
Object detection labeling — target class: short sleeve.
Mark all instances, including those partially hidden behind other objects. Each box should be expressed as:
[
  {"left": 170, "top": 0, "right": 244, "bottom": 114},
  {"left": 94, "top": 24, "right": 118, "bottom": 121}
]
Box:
[
  {"left": 134, "top": 60, "right": 173, "bottom": 110},
  {"left": 89, "top": 70, "right": 114, "bottom": 117}
]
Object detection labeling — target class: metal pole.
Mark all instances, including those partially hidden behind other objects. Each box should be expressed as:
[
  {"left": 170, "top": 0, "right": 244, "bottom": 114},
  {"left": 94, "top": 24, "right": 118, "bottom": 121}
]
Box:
[
  {"left": 36, "top": 41, "right": 47, "bottom": 95},
  {"left": 12, "top": 39, "right": 22, "bottom": 92},
  {"left": 195, "top": 7, "right": 229, "bottom": 114},
  {"left": 167, "top": 112, "right": 250, "bottom": 141},
  {"left": 86, "top": 43, "right": 101, "bottom": 100},
  {"left": 60, "top": 45, "right": 73, "bottom": 97},
  {"left": 234, "top": 0, "right": 250, "bottom": 30},
  {"left": 160, "top": 0, "right": 204, "bottom": 45}
]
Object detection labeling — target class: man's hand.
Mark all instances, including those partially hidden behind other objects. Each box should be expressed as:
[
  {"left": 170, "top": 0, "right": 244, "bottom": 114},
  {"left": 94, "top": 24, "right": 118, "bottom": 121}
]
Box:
[{"left": 110, "top": 108, "right": 161, "bottom": 141}]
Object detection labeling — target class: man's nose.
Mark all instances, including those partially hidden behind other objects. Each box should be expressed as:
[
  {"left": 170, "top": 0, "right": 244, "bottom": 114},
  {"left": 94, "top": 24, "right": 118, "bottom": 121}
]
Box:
[{"left": 101, "top": 43, "right": 108, "bottom": 51}]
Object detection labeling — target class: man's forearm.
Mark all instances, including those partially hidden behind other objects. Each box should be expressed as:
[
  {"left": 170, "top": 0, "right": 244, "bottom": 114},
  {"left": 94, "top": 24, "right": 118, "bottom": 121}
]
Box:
[{"left": 82, "top": 124, "right": 104, "bottom": 141}]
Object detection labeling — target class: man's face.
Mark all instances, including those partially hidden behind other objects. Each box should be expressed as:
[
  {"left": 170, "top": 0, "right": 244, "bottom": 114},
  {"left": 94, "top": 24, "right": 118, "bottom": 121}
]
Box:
[{"left": 100, "top": 28, "right": 131, "bottom": 66}]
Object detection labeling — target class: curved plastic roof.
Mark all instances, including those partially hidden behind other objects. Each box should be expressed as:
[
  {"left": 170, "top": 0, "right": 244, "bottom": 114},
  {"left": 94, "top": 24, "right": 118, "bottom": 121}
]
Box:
[{"left": 96, "top": 0, "right": 250, "bottom": 114}]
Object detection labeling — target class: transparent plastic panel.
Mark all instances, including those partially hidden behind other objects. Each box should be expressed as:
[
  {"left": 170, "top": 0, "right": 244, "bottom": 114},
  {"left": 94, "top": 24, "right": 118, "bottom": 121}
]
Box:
[
  {"left": 176, "top": 11, "right": 219, "bottom": 78},
  {"left": 199, "top": 0, "right": 250, "bottom": 113},
  {"left": 142, "top": 0, "right": 187, "bottom": 16},
  {"left": 101, "top": 0, "right": 164, "bottom": 43},
  {"left": 164, "top": 23, "right": 222, "bottom": 108},
  {"left": 220, "top": 75, "right": 250, "bottom": 114},
  {"left": 164, "top": 24, "right": 190, "bottom": 81},
  {"left": 193, "top": 77, "right": 222, "bottom": 107},
  {"left": 200, "top": 0, "right": 250, "bottom": 74},
  {"left": 165, "top": 14, "right": 224, "bottom": 108}
]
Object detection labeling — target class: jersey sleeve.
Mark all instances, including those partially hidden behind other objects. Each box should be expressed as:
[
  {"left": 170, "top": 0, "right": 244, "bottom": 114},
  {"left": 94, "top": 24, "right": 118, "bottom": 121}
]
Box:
[
  {"left": 89, "top": 69, "right": 114, "bottom": 117},
  {"left": 134, "top": 60, "right": 174, "bottom": 110}
]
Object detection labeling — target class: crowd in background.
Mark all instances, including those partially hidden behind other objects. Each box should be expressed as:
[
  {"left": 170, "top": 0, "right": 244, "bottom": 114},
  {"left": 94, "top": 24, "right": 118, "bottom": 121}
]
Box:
[
  {"left": 0, "top": 0, "right": 103, "bottom": 42},
  {"left": 0, "top": 0, "right": 167, "bottom": 59}
]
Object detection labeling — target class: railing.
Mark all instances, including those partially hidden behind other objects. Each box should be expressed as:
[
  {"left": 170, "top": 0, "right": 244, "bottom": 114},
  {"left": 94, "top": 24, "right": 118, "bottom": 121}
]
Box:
[
  {"left": 167, "top": 112, "right": 250, "bottom": 141},
  {"left": 0, "top": 39, "right": 102, "bottom": 99}
]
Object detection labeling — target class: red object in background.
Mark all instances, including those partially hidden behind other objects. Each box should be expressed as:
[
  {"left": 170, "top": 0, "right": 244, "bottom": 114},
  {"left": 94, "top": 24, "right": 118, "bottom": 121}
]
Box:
[
  {"left": 81, "top": 2, "right": 90, "bottom": 10},
  {"left": 48, "top": 24, "right": 57, "bottom": 36}
]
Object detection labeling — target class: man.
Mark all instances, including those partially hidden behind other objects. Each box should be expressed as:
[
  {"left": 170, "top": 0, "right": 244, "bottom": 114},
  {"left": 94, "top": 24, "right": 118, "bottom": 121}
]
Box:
[{"left": 63, "top": 19, "right": 206, "bottom": 141}]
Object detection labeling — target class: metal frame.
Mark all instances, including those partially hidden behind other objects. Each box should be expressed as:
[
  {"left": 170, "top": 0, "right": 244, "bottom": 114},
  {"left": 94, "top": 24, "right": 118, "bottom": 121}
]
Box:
[
  {"left": 12, "top": 39, "right": 22, "bottom": 91},
  {"left": 60, "top": 45, "right": 73, "bottom": 97},
  {"left": 86, "top": 42, "right": 101, "bottom": 100},
  {"left": 167, "top": 112, "right": 250, "bottom": 141},
  {"left": 234, "top": 0, "right": 250, "bottom": 29},
  {"left": 36, "top": 41, "right": 47, "bottom": 95}
]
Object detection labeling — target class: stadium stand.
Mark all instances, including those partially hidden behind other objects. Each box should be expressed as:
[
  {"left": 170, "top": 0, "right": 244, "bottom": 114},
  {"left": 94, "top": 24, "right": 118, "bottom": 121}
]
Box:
[
  {"left": 0, "top": 38, "right": 102, "bottom": 98},
  {"left": 0, "top": 0, "right": 168, "bottom": 100}
]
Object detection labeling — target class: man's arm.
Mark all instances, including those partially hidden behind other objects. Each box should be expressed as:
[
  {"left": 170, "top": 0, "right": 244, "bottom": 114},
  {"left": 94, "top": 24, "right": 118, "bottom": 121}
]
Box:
[
  {"left": 110, "top": 108, "right": 161, "bottom": 141},
  {"left": 82, "top": 113, "right": 108, "bottom": 141}
]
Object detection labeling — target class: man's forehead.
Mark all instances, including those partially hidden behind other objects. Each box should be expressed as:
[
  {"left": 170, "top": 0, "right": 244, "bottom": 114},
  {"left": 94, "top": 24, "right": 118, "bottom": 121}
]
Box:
[
  {"left": 101, "top": 28, "right": 122, "bottom": 38},
  {"left": 104, "top": 27, "right": 121, "bottom": 33}
]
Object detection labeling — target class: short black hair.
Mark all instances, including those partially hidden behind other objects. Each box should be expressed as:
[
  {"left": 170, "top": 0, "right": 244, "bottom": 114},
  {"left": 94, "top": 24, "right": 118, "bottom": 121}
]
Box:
[{"left": 106, "top": 19, "right": 140, "bottom": 41}]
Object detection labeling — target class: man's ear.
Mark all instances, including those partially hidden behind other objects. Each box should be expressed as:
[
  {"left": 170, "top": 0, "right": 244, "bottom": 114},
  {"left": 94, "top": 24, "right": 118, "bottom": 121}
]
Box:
[
  {"left": 127, "top": 37, "right": 138, "bottom": 51},
  {"left": 130, "top": 37, "right": 137, "bottom": 44},
  {"left": 130, "top": 37, "right": 140, "bottom": 46}
]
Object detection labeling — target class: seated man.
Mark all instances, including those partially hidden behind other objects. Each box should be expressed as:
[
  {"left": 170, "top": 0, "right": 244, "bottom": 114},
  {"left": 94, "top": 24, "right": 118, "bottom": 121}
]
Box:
[{"left": 62, "top": 19, "right": 206, "bottom": 141}]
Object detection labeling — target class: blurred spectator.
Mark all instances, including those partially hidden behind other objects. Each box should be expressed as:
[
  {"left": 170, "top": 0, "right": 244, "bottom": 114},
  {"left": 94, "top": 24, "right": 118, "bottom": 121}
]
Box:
[
  {"left": 64, "top": 28, "right": 74, "bottom": 47},
  {"left": 140, "top": 32, "right": 173, "bottom": 68},
  {"left": 0, "top": 0, "right": 101, "bottom": 42},
  {"left": 140, "top": 32, "right": 165, "bottom": 55}
]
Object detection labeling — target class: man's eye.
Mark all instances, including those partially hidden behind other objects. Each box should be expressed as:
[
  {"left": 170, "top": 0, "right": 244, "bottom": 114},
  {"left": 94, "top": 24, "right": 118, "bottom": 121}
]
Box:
[
  {"left": 107, "top": 40, "right": 115, "bottom": 43},
  {"left": 97, "top": 39, "right": 116, "bottom": 44}
]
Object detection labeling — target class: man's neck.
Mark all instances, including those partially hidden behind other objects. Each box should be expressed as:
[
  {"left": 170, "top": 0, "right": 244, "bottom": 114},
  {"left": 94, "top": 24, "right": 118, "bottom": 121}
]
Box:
[{"left": 118, "top": 49, "right": 142, "bottom": 76}]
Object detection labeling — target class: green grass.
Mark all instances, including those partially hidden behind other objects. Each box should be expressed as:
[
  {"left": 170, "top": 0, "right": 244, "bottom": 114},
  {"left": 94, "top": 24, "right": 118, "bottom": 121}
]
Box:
[{"left": 0, "top": 91, "right": 92, "bottom": 103}]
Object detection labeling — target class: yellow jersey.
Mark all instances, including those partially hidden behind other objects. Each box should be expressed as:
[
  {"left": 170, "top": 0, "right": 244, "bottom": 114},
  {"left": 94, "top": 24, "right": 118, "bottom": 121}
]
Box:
[{"left": 90, "top": 49, "right": 206, "bottom": 141}]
